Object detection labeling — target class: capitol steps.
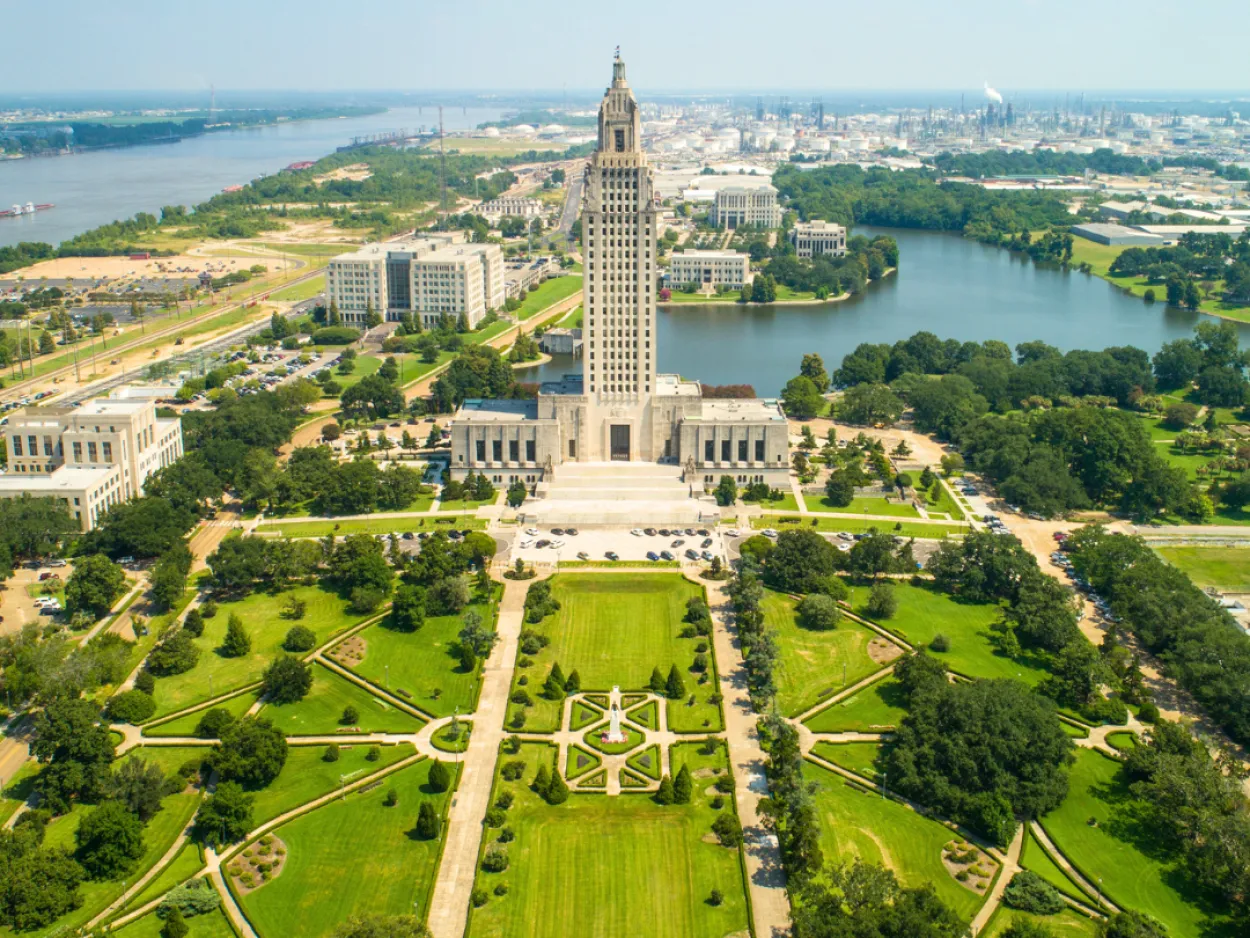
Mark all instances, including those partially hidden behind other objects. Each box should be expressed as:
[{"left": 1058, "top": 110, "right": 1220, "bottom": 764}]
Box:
[{"left": 523, "top": 462, "right": 719, "bottom": 525}]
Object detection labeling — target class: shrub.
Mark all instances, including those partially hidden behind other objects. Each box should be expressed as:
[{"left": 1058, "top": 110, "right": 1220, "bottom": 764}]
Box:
[
  {"left": 283, "top": 625, "right": 316, "bottom": 652},
  {"left": 498, "top": 826, "right": 515, "bottom": 843},
  {"left": 866, "top": 581, "right": 898, "bottom": 619},
  {"left": 545, "top": 771, "right": 569, "bottom": 805},
  {"left": 220, "top": 614, "right": 251, "bottom": 657},
  {"left": 1002, "top": 871, "right": 1065, "bottom": 915},
  {"left": 494, "top": 882, "right": 509, "bottom": 896},
  {"left": 147, "top": 630, "right": 199, "bottom": 676},
  {"left": 195, "top": 708, "right": 236, "bottom": 739},
  {"left": 182, "top": 608, "right": 204, "bottom": 637},
  {"left": 341, "top": 705, "right": 359, "bottom": 725},
  {"left": 416, "top": 800, "right": 441, "bottom": 840},
  {"left": 200, "top": 601, "right": 218, "bottom": 618},
  {"left": 930, "top": 633, "right": 951, "bottom": 653},
  {"left": 471, "top": 887, "right": 488, "bottom": 907},
  {"left": 712, "top": 812, "right": 742, "bottom": 846},
  {"left": 1080, "top": 695, "right": 1129, "bottom": 726},
  {"left": 1137, "top": 700, "right": 1160, "bottom": 723},
  {"left": 481, "top": 846, "right": 509, "bottom": 873},
  {"left": 133, "top": 670, "right": 156, "bottom": 695},
  {"left": 312, "top": 326, "right": 363, "bottom": 345},
  {"left": 708, "top": 889, "right": 723, "bottom": 907},
  {"left": 495, "top": 790, "right": 514, "bottom": 810},
  {"left": 323, "top": 744, "right": 340, "bottom": 763},
  {"left": 428, "top": 760, "right": 452, "bottom": 793},
  {"left": 157, "top": 876, "right": 221, "bottom": 919},
  {"left": 384, "top": 788, "right": 398, "bottom": 807},
  {"left": 105, "top": 689, "right": 156, "bottom": 724},
  {"left": 796, "top": 593, "right": 841, "bottom": 631},
  {"left": 501, "top": 760, "right": 525, "bottom": 781}
]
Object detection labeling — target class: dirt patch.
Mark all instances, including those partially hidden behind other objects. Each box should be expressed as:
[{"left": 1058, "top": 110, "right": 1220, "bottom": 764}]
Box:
[
  {"left": 228, "top": 834, "right": 288, "bottom": 894},
  {"left": 941, "top": 839, "right": 997, "bottom": 894},
  {"left": 330, "top": 635, "right": 366, "bottom": 667},
  {"left": 692, "top": 767, "right": 718, "bottom": 780},
  {"left": 868, "top": 638, "right": 904, "bottom": 666},
  {"left": 860, "top": 827, "right": 899, "bottom": 875},
  {"left": 701, "top": 833, "right": 721, "bottom": 845}
]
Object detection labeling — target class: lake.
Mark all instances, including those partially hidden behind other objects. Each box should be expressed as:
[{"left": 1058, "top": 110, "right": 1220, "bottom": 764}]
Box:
[
  {"left": 0, "top": 106, "right": 501, "bottom": 249},
  {"left": 524, "top": 226, "right": 1250, "bottom": 395}
]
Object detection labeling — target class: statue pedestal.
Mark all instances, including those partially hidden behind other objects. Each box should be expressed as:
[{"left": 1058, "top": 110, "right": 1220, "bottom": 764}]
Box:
[{"left": 601, "top": 684, "right": 627, "bottom": 743}]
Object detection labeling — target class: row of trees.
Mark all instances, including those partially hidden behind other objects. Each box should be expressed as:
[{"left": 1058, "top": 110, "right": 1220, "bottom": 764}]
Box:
[{"left": 271, "top": 445, "right": 429, "bottom": 516}]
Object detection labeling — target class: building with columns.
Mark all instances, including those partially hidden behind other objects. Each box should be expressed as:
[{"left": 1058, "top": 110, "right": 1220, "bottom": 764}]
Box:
[
  {"left": 448, "top": 55, "right": 789, "bottom": 512},
  {"left": 791, "top": 219, "right": 847, "bottom": 258}
]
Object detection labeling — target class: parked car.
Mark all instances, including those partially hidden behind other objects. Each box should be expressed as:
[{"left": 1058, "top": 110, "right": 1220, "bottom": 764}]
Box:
[
  {"left": 646, "top": 551, "right": 660, "bottom": 562},
  {"left": 701, "top": 538, "right": 713, "bottom": 548},
  {"left": 631, "top": 529, "right": 644, "bottom": 537},
  {"left": 762, "top": 529, "right": 778, "bottom": 538},
  {"left": 525, "top": 527, "right": 540, "bottom": 537},
  {"left": 577, "top": 552, "right": 590, "bottom": 561},
  {"left": 606, "top": 551, "right": 620, "bottom": 561},
  {"left": 685, "top": 549, "right": 699, "bottom": 560},
  {"left": 701, "top": 551, "right": 715, "bottom": 562},
  {"left": 536, "top": 539, "right": 551, "bottom": 549},
  {"left": 644, "top": 528, "right": 658, "bottom": 536},
  {"left": 671, "top": 539, "right": 684, "bottom": 548},
  {"left": 659, "top": 550, "right": 675, "bottom": 561}
]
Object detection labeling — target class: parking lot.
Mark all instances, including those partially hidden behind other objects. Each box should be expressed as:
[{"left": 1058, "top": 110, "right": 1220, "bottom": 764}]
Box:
[{"left": 507, "top": 525, "right": 727, "bottom": 565}]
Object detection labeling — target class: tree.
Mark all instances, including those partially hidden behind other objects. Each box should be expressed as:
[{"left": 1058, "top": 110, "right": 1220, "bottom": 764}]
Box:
[
  {"left": 213, "top": 716, "right": 287, "bottom": 789},
  {"left": 839, "top": 383, "right": 903, "bottom": 426},
  {"left": 714, "top": 475, "right": 738, "bottom": 507},
  {"left": 666, "top": 664, "right": 686, "bottom": 699},
  {"left": 162, "top": 906, "right": 190, "bottom": 938},
  {"left": 711, "top": 812, "right": 743, "bottom": 846},
  {"left": 824, "top": 471, "right": 855, "bottom": 507},
  {"left": 649, "top": 667, "right": 666, "bottom": 694},
  {"left": 655, "top": 775, "right": 674, "bottom": 805},
  {"left": 428, "top": 760, "right": 451, "bottom": 793},
  {"left": 506, "top": 480, "right": 527, "bottom": 508},
  {"left": 341, "top": 374, "right": 406, "bottom": 419},
  {"left": 766, "top": 528, "right": 838, "bottom": 593},
  {"left": 416, "top": 801, "right": 441, "bottom": 840},
  {"left": 150, "top": 544, "right": 192, "bottom": 611},
  {"left": 1099, "top": 912, "right": 1169, "bottom": 938},
  {"left": 782, "top": 375, "right": 823, "bottom": 419},
  {"left": 219, "top": 614, "right": 251, "bottom": 658},
  {"left": 796, "top": 593, "right": 841, "bottom": 631},
  {"left": 800, "top": 353, "right": 831, "bottom": 393},
  {"left": 1161, "top": 402, "right": 1199, "bottom": 430},
  {"left": 866, "top": 582, "right": 898, "bottom": 619},
  {"left": 31, "top": 697, "right": 115, "bottom": 812},
  {"left": 332, "top": 915, "right": 432, "bottom": 938},
  {"left": 147, "top": 630, "right": 199, "bottom": 676},
  {"left": 1197, "top": 365, "right": 1247, "bottom": 407},
  {"left": 791, "top": 860, "right": 966, "bottom": 938},
  {"left": 104, "top": 689, "right": 156, "bottom": 725},
  {"left": 262, "top": 654, "right": 312, "bottom": 704},
  {"left": 194, "top": 781, "right": 253, "bottom": 848},
  {"left": 283, "top": 625, "right": 316, "bottom": 651},
  {"left": 391, "top": 583, "right": 426, "bottom": 632},
  {"left": 1002, "top": 871, "right": 1064, "bottom": 914},
  {"left": 75, "top": 800, "right": 144, "bottom": 879},
  {"left": 65, "top": 554, "right": 126, "bottom": 619},
  {"left": 545, "top": 770, "right": 569, "bottom": 805},
  {"left": 108, "top": 756, "right": 168, "bottom": 822},
  {"left": 672, "top": 764, "right": 693, "bottom": 804}
]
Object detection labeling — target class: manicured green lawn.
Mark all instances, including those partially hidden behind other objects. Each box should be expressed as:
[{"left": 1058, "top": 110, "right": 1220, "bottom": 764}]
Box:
[
  {"left": 1155, "top": 545, "right": 1250, "bottom": 592},
  {"left": 515, "top": 276, "right": 583, "bottom": 320},
  {"left": 805, "top": 760, "right": 986, "bottom": 923},
  {"left": 556, "top": 304, "right": 583, "bottom": 328},
  {"left": 507, "top": 574, "right": 720, "bottom": 733},
  {"left": 110, "top": 907, "right": 236, "bottom": 938},
  {"left": 753, "top": 515, "right": 967, "bottom": 538},
  {"left": 1040, "top": 750, "right": 1230, "bottom": 937},
  {"left": 763, "top": 590, "right": 890, "bottom": 716},
  {"left": 269, "top": 274, "right": 325, "bottom": 303},
  {"left": 260, "top": 664, "right": 425, "bottom": 735},
  {"left": 925, "top": 484, "right": 966, "bottom": 521},
  {"left": 327, "top": 354, "right": 382, "bottom": 396},
  {"left": 467, "top": 743, "right": 749, "bottom": 938},
  {"left": 350, "top": 587, "right": 500, "bottom": 718},
  {"left": 844, "top": 580, "right": 1053, "bottom": 686},
  {"left": 0, "top": 759, "right": 40, "bottom": 826},
  {"left": 256, "top": 516, "right": 486, "bottom": 537},
  {"left": 437, "top": 496, "right": 497, "bottom": 512},
  {"left": 144, "top": 690, "right": 258, "bottom": 737},
  {"left": 804, "top": 677, "right": 909, "bottom": 734},
  {"left": 1019, "top": 828, "right": 1093, "bottom": 904},
  {"left": 810, "top": 741, "right": 890, "bottom": 781},
  {"left": 805, "top": 496, "right": 921, "bottom": 518},
  {"left": 983, "top": 908, "right": 1099, "bottom": 938},
  {"left": 239, "top": 758, "right": 455, "bottom": 938},
  {"left": 149, "top": 585, "right": 368, "bottom": 718},
  {"left": 119, "top": 841, "right": 205, "bottom": 915},
  {"left": 250, "top": 742, "right": 415, "bottom": 827},
  {"left": 263, "top": 491, "right": 437, "bottom": 519},
  {"left": 743, "top": 492, "right": 800, "bottom": 513},
  {"left": 1152, "top": 440, "right": 1218, "bottom": 481}
]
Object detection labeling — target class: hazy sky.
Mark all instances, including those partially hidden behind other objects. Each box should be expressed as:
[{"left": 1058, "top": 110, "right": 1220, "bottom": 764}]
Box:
[{"left": 3, "top": 0, "right": 1248, "bottom": 94}]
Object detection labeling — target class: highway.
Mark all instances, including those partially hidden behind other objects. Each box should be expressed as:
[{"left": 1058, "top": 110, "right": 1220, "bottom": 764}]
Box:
[{"left": 556, "top": 164, "right": 585, "bottom": 243}]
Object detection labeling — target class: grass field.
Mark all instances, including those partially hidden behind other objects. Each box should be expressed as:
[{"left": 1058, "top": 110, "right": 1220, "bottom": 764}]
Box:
[
  {"left": 239, "top": 758, "right": 454, "bottom": 938},
  {"left": 326, "top": 353, "right": 381, "bottom": 395},
  {"left": 556, "top": 304, "right": 583, "bottom": 328},
  {"left": 111, "top": 907, "right": 236, "bottom": 938},
  {"left": 148, "top": 585, "right": 366, "bottom": 717},
  {"left": 805, "top": 760, "right": 986, "bottom": 923},
  {"left": 249, "top": 743, "right": 414, "bottom": 827},
  {"left": 743, "top": 492, "right": 801, "bottom": 513},
  {"left": 144, "top": 689, "right": 258, "bottom": 737},
  {"left": 260, "top": 663, "right": 426, "bottom": 734},
  {"left": 0, "top": 758, "right": 41, "bottom": 826},
  {"left": 804, "top": 496, "right": 921, "bottom": 518},
  {"left": 810, "top": 741, "right": 890, "bottom": 781},
  {"left": 350, "top": 588, "right": 500, "bottom": 718},
  {"left": 467, "top": 742, "right": 749, "bottom": 938},
  {"left": 515, "top": 276, "right": 583, "bottom": 320},
  {"left": 763, "top": 590, "right": 889, "bottom": 716},
  {"left": 255, "top": 515, "right": 487, "bottom": 537},
  {"left": 1155, "top": 545, "right": 1250, "bottom": 592},
  {"left": 804, "top": 677, "right": 909, "bottom": 734},
  {"left": 752, "top": 515, "right": 967, "bottom": 538},
  {"left": 119, "top": 840, "right": 205, "bottom": 915},
  {"left": 844, "top": 579, "right": 1053, "bottom": 686},
  {"left": 1018, "top": 828, "right": 1093, "bottom": 904},
  {"left": 269, "top": 274, "right": 325, "bottom": 303},
  {"left": 983, "top": 908, "right": 1099, "bottom": 938},
  {"left": 1040, "top": 749, "right": 1230, "bottom": 937},
  {"left": 507, "top": 574, "right": 720, "bottom": 733}
]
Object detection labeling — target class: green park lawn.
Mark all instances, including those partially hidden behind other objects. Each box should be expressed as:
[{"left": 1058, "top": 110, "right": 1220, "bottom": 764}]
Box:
[
  {"left": 1040, "top": 749, "right": 1231, "bottom": 937},
  {"left": 1155, "top": 545, "right": 1250, "bottom": 592},
  {"left": 260, "top": 663, "right": 426, "bottom": 735},
  {"left": 326, "top": 354, "right": 381, "bottom": 395},
  {"left": 350, "top": 587, "right": 500, "bottom": 718},
  {"left": 239, "top": 758, "right": 455, "bottom": 938},
  {"left": 742, "top": 492, "right": 800, "bottom": 513},
  {"left": 467, "top": 743, "right": 748, "bottom": 938},
  {"left": 515, "top": 276, "right": 583, "bottom": 320},
  {"left": 110, "top": 907, "right": 236, "bottom": 938},
  {"left": 1152, "top": 439, "right": 1216, "bottom": 480},
  {"left": 255, "top": 515, "right": 486, "bottom": 538},
  {"left": 805, "top": 760, "right": 986, "bottom": 923},
  {"left": 269, "top": 274, "right": 325, "bottom": 303},
  {"left": 262, "top": 490, "right": 437, "bottom": 519},
  {"left": 1018, "top": 829, "right": 1093, "bottom": 904},
  {"left": 0, "top": 759, "right": 41, "bottom": 826},
  {"left": 507, "top": 574, "right": 721, "bottom": 734},
  {"left": 249, "top": 742, "right": 414, "bottom": 827},
  {"left": 925, "top": 484, "right": 966, "bottom": 521},
  {"left": 983, "top": 908, "right": 1099, "bottom": 938},
  {"left": 805, "top": 496, "right": 921, "bottom": 518},
  {"left": 762, "top": 590, "right": 892, "bottom": 716},
  {"left": 119, "top": 841, "right": 205, "bottom": 915},
  {"left": 810, "top": 741, "right": 890, "bottom": 782},
  {"left": 843, "top": 579, "right": 1053, "bottom": 686},
  {"left": 148, "top": 585, "right": 368, "bottom": 718},
  {"left": 803, "top": 677, "right": 909, "bottom": 734},
  {"left": 752, "top": 514, "right": 967, "bottom": 538},
  {"left": 556, "top": 304, "right": 583, "bottom": 328},
  {"left": 144, "top": 690, "right": 258, "bottom": 737}
]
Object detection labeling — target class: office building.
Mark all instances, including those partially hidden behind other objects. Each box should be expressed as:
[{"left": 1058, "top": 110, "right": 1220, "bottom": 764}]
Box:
[
  {"left": 0, "top": 391, "right": 183, "bottom": 532},
  {"left": 791, "top": 220, "right": 847, "bottom": 258},
  {"left": 710, "top": 185, "right": 781, "bottom": 229},
  {"left": 668, "top": 250, "right": 751, "bottom": 290},
  {"left": 476, "top": 197, "right": 544, "bottom": 219}
]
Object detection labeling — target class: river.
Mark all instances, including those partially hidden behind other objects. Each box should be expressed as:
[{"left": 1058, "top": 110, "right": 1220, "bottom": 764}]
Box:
[
  {"left": 524, "top": 226, "right": 1250, "bottom": 395},
  {"left": 0, "top": 106, "right": 502, "bottom": 249}
]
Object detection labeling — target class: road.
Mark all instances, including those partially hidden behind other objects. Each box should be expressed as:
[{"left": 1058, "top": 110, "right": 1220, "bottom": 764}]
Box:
[{"left": 555, "top": 165, "right": 584, "bottom": 242}]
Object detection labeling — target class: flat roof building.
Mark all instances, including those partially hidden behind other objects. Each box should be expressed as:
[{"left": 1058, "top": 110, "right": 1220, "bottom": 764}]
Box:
[
  {"left": 0, "top": 391, "right": 183, "bottom": 531},
  {"left": 791, "top": 220, "right": 848, "bottom": 258},
  {"left": 1070, "top": 223, "right": 1166, "bottom": 246},
  {"left": 710, "top": 185, "right": 781, "bottom": 230},
  {"left": 475, "top": 197, "right": 544, "bottom": 219},
  {"left": 668, "top": 250, "right": 751, "bottom": 290}
]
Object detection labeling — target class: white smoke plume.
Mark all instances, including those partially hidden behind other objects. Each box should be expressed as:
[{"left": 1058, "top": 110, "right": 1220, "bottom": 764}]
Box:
[{"left": 983, "top": 82, "right": 1004, "bottom": 105}]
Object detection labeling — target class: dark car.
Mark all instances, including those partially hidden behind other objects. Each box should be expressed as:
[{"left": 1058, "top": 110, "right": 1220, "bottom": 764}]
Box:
[
  {"left": 644, "top": 528, "right": 657, "bottom": 536},
  {"left": 536, "top": 539, "right": 551, "bottom": 548},
  {"left": 402, "top": 532, "right": 415, "bottom": 540},
  {"left": 702, "top": 550, "right": 715, "bottom": 562},
  {"left": 697, "top": 529, "right": 710, "bottom": 537},
  {"left": 646, "top": 551, "right": 660, "bottom": 561},
  {"left": 418, "top": 532, "right": 430, "bottom": 540},
  {"left": 660, "top": 550, "right": 675, "bottom": 561},
  {"left": 658, "top": 529, "right": 671, "bottom": 537},
  {"left": 552, "top": 528, "right": 565, "bottom": 536},
  {"left": 605, "top": 551, "right": 619, "bottom": 561},
  {"left": 685, "top": 549, "right": 699, "bottom": 560},
  {"left": 701, "top": 538, "right": 713, "bottom": 548},
  {"left": 671, "top": 539, "right": 684, "bottom": 548},
  {"left": 566, "top": 528, "right": 579, "bottom": 536}
]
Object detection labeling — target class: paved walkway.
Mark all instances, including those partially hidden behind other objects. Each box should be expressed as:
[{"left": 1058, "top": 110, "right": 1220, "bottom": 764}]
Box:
[
  {"left": 970, "top": 825, "right": 1023, "bottom": 935},
  {"left": 426, "top": 575, "right": 530, "bottom": 938},
  {"left": 705, "top": 579, "right": 791, "bottom": 938}
]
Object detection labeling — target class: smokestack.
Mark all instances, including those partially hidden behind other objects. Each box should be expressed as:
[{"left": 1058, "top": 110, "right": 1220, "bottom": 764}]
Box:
[{"left": 983, "top": 82, "right": 1003, "bottom": 105}]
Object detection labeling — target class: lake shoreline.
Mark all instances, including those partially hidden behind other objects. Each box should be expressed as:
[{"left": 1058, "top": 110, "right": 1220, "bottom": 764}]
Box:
[{"left": 660, "top": 268, "right": 896, "bottom": 309}]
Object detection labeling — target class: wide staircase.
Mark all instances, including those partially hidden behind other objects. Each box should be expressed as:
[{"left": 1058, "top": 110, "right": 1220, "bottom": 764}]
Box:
[{"left": 522, "top": 462, "right": 720, "bottom": 526}]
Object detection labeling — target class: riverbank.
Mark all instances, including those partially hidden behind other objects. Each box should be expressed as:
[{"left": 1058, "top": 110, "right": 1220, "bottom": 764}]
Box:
[{"left": 660, "top": 268, "right": 896, "bottom": 309}]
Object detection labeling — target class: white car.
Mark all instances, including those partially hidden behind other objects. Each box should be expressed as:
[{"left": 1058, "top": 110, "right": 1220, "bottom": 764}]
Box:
[
  {"left": 518, "top": 539, "right": 533, "bottom": 549},
  {"left": 550, "top": 539, "right": 566, "bottom": 549},
  {"left": 525, "top": 527, "right": 540, "bottom": 537},
  {"left": 630, "top": 528, "right": 644, "bottom": 537},
  {"left": 34, "top": 597, "right": 57, "bottom": 607},
  {"left": 724, "top": 528, "right": 740, "bottom": 538},
  {"left": 762, "top": 528, "right": 779, "bottom": 538},
  {"left": 837, "top": 532, "right": 853, "bottom": 541}
]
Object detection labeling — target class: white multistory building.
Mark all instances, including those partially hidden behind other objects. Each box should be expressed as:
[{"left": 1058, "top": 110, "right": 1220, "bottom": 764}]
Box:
[
  {"left": 325, "top": 235, "right": 506, "bottom": 328},
  {"left": 0, "top": 390, "right": 183, "bottom": 532},
  {"left": 709, "top": 185, "right": 781, "bottom": 229},
  {"left": 791, "top": 220, "right": 848, "bottom": 258},
  {"left": 668, "top": 250, "right": 751, "bottom": 290}
]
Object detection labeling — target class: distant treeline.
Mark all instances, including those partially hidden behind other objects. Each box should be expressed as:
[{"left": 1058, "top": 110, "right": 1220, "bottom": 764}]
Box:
[
  {"left": 477, "top": 109, "right": 598, "bottom": 130},
  {"left": 927, "top": 147, "right": 1250, "bottom": 182}
]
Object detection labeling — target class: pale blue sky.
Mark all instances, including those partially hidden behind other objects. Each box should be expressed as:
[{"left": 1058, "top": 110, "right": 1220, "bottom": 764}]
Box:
[{"left": 2, "top": 0, "right": 1247, "bottom": 93}]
